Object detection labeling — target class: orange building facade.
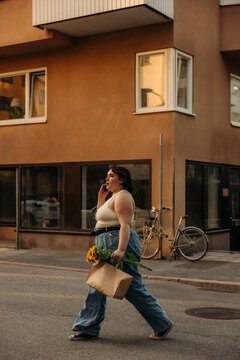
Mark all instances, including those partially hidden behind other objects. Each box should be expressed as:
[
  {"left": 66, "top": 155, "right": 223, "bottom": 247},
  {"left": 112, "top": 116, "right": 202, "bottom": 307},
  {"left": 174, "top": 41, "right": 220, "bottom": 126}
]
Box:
[{"left": 0, "top": 0, "right": 240, "bottom": 253}]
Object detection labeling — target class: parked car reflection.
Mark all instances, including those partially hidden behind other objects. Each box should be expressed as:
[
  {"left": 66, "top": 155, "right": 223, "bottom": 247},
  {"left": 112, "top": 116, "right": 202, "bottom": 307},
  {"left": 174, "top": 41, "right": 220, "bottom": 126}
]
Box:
[{"left": 21, "top": 197, "right": 60, "bottom": 227}]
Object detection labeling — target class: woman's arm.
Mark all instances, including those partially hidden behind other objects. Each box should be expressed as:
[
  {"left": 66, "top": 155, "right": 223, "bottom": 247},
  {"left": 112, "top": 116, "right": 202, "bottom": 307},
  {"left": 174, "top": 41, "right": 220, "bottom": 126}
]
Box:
[{"left": 111, "top": 192, "right": 134, "bottom": 262}]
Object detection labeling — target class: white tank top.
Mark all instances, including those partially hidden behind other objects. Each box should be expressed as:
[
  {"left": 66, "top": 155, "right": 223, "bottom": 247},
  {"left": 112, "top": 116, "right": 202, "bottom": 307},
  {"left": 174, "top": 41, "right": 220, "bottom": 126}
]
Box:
[{"left": 95, "top": 190, "right": 134, "bottom": 228}]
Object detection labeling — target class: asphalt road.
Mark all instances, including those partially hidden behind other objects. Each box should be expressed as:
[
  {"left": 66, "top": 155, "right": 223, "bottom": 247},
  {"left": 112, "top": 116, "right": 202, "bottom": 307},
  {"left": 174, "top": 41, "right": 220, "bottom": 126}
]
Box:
[{"left": 0, "top": 263, "right": 239, "bottom": 360}]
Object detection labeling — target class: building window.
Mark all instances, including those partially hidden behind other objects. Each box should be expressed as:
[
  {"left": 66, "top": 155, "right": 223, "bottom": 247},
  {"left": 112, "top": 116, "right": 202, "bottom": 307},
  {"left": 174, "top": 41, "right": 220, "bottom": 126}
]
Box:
[
  {"left": 186, "top": 162, "right": 222, "bottom": 230},
  {"left": 135, "top": 49, "right": 193, "bottom": 114},
  {"left": 136, "top": 51, "right": 167, "bottom": 112},
  {"left": 230, "top": 74, "right": 240, "bottom": 127},
  {"left": 21, "top": 166, "right": 63, "bottom": 228},
  {"left": 0, "top": 68, "right": 46, "bottom": 126},
  {"left": 0, "top": 169, "right": 16, "bottom": 223},
  {"left": 176, "top": 51, "right": 193, "bottom": 114}
]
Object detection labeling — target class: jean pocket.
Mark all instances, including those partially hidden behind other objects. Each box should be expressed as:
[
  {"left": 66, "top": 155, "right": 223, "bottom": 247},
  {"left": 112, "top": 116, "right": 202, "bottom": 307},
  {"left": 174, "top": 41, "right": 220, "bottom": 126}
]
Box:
[{"left": 105, "top": 230, "right": 119, "bottom": 249}]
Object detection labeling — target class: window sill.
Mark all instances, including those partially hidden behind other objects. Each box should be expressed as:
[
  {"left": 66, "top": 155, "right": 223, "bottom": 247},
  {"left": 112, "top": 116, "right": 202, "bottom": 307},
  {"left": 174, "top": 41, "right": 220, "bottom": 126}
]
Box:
[
  {"left": 0, "top": 116, "right": 47, "bottom": 126},
  {"left": 133, "top": 109, "right": 195, "bottom": 116},
  {"left": 231, "top": 120, "right": 240, "bottom": 128},
  {"left": 17, "top": 228, "right": 94, "bottom": 236}
]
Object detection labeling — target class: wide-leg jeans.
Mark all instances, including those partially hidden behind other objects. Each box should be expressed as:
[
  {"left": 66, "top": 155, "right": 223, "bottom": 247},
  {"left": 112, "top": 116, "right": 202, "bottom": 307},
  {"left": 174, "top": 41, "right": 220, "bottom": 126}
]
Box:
[{"left": 72, "top": 228, "right": 173, "bottom": 336}]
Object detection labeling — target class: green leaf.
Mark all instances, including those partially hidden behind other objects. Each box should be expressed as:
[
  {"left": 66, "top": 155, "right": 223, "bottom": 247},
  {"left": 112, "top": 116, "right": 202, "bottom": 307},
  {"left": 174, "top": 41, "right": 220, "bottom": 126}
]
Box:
[{"left": 118, "top": 261, "right": 123, "bottom": 271}]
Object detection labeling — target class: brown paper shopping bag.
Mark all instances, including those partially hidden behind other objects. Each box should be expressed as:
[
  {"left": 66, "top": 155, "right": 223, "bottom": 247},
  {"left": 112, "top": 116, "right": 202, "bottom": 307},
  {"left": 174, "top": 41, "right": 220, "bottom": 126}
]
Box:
[{"left": 85, "top": 261, "right": 133, "bottom": 299}]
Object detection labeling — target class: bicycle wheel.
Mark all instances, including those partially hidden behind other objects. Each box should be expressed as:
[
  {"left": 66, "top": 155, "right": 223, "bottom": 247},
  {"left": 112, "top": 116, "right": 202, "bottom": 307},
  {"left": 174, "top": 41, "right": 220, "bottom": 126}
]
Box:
[
  {"left": 177, "top": 226, "right": 208, "bottom": 261},
  {"left": 136, "top": 226, "right": 160, "bottom": 259}
]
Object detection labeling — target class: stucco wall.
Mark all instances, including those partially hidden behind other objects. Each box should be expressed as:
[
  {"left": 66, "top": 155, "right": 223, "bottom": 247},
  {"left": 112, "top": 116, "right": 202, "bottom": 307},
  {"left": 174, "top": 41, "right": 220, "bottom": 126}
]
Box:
[
  {"left": 173, "top": 0, "right": 240, "bottom": 236},
  {"left": 0, "top": 23, "right": 175, "bottom": 240}
]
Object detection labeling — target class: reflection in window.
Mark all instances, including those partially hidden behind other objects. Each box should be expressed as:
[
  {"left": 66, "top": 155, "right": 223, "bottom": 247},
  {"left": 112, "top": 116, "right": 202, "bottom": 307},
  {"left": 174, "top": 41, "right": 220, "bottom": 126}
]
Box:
[
  {"left": 0, "top": 75, "right": 25, "bottom": 120},
  {"left": 186, "top": 163, "right": 203, "bottom": 228},
  {"left": 81, "top": 165, "right": 109, "bottom": 229},
  {"left": 177, "top": 55, "right": 188, "bottom": 108},
  {"left": 30, "top": 71, "right": 45, "bottom": 118},
  {"left": 21, "top": 167, "right": 63, "bottom": 228},
  {"left": 81, "top": 163, "right": 150, "bottom": 229},
  {"left": 139, "top": 53, "right": 165, "bottom": 108},
  {"left": 231, "top": 75, "right": 240, "bottom": 126},
  {"left": 186, "top": 163, "right": 221, "bottom": 229},
  {"left": 206, "top": 166, "right": 221, "bottom": 229},
  {"left": 230, "top": 167, "right": 240, "bottom": 185},
  {"left": 0, "top": 169, "right": 16, "bottom": 223}
]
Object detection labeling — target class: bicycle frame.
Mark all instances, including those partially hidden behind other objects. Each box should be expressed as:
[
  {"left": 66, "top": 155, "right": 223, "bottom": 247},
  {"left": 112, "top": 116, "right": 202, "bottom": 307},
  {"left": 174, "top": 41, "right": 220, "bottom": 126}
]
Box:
[
  {"left": 139, "top": 207, "right": 208, "bottom": 261},
  {"left": 148, "top": 208, "right": 188, "bottom": 255}
]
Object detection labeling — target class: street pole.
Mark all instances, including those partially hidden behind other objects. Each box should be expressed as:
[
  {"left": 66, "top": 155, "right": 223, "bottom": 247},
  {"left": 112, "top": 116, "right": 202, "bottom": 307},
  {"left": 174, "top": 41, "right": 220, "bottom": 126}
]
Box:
[
  {"left": 159, "top": 134, "right": 163, "bottom": 259},
  {"left": 16, "top": 167, "right": 20, "bottom": 249}
]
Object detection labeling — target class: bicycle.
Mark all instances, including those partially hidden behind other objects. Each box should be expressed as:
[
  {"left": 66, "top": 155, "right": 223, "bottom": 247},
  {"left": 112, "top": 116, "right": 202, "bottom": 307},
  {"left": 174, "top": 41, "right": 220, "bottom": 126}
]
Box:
[{"left": 136, "top": 207, "right": 208, "bottom": 261}]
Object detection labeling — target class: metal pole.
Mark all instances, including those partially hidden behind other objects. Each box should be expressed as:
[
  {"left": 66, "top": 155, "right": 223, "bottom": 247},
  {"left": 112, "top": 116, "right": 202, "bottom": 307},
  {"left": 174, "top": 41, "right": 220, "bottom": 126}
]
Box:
[
  {"left": 159, "top": 134, "right": 163, "bottom": 259},
  {"left": 16, "top": 167, "right": 20, "bottom": 249}
]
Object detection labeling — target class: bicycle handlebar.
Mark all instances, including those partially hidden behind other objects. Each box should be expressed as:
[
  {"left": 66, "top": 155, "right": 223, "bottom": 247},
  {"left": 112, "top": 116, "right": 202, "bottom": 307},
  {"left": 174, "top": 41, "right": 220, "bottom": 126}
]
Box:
[{"left": 151, "top": 206, "right": 172, "bottom": 213}]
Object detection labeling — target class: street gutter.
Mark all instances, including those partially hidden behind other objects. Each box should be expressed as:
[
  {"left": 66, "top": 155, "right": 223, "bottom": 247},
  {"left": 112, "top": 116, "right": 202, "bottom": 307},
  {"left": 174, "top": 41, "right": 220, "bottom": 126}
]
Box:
[{"left": 0, "top": 260, "right": 239, "bottom": 292}]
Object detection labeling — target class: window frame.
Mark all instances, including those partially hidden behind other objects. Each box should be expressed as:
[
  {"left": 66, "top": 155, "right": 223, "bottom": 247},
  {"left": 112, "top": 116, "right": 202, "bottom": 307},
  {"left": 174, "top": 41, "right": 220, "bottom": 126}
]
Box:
[
  {"left": 135, "top": 48, "right": 193, "bottom": 115},
  {"left": 230, "top": 73, "right": 240, "bottom": 128},
  {"left": 0, "top": 67, "right": 47, "bottom": 126}
]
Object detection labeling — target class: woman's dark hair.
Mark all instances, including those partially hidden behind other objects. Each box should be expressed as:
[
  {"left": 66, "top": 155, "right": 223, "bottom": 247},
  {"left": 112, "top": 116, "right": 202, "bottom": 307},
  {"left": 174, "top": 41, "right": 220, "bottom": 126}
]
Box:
[{"left": 110, "top": 166, "right": 134, "bottom": 194}]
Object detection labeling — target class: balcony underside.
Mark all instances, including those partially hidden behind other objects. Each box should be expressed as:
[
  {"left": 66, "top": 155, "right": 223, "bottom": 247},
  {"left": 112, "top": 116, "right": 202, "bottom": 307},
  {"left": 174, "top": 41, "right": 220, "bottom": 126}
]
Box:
[
  {"left": 36, "top": 5, "right": 171, "bottom": 38},
  {"left": 220, "top": 5, "right": 240, "bottom": 55}
]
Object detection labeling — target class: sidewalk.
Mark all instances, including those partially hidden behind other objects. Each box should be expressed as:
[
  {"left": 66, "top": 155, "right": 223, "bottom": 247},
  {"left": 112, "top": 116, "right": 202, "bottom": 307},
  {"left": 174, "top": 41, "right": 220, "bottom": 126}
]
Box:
[{"left": 0, "top": 240, "right": 240, "bottom": 292}]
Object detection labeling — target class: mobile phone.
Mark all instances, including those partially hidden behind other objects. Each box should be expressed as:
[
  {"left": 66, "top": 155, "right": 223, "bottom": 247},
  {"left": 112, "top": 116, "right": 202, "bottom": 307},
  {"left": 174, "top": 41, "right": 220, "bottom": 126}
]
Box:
[{"left": 103, "top": 184, "right": 107, "bottom": 192}]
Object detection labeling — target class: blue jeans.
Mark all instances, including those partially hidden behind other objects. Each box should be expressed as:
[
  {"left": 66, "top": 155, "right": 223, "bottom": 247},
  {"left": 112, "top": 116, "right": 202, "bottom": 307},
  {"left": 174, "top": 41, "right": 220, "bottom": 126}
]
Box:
[{"left": 72, "top": 228, "right": 173, "bottom": 336}]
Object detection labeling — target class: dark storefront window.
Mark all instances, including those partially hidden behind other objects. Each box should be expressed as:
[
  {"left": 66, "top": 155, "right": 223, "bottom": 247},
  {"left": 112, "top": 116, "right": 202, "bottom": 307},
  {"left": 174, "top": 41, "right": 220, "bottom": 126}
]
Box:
[
  {"left": 230, "top": 167, "right": 240, "bottom": 185},
  {"left": 21, "top": 167, "right": 63, "bottom": 228},
  {"left": 0, "top": 162, "right": 150, "bottom": 231},
  {"left": 186, "top": 162, "right": 222, "bottom": 230},
  {"left": 186, "top": 163, "right": 203, "bottom": 228},
  {"left": 0, "top": 169, "right": 16, "bottom": 223}
]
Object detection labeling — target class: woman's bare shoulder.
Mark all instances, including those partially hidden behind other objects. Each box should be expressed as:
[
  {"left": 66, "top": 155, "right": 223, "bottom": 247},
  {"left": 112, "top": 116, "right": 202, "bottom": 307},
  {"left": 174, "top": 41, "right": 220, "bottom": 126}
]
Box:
[{"left": 114, "top": 190, "right": 135, "bottom": 207}]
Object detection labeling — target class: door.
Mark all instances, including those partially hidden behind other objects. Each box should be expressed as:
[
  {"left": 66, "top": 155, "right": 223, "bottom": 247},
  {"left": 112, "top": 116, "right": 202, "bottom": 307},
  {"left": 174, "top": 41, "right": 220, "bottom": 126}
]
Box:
[{"left": 230, "top": 188, "right": 240, "bottom": 251}]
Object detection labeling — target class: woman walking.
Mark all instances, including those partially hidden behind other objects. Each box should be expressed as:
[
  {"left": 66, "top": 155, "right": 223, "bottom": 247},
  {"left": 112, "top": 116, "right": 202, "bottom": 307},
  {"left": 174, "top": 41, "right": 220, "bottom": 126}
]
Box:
[{"left": 69, "top": 166, "right": 173, "bottom": 340}]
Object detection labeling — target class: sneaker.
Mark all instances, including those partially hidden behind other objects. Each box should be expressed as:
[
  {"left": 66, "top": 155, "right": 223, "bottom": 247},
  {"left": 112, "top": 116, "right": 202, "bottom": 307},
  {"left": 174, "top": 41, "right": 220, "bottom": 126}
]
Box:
[
  {"left": 149, "top": 323, "right": 174, "bottom": 340},
  {"left": 69, "top": 332, "right": 99, "bottom": 341}
]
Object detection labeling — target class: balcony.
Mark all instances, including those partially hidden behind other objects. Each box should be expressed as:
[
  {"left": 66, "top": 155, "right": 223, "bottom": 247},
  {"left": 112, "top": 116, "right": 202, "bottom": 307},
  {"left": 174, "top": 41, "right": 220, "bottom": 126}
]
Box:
[
  {"left": 220, "top": 1, "right": 240, "bottom": 58},
  {"left": 32, "top": 0, "right": 174, "bottom": 38},
  {"left": 220, "top": 0, "right": 240, "bottom": 5}
]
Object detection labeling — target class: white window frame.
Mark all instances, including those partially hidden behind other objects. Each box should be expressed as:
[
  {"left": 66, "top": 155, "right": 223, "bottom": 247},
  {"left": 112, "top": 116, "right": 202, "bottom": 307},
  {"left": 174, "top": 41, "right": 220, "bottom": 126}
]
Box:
[
  {"left": 0, "top": 67, "right": 47, "bottom": 126},
  {"left": 135, "top": 48, "right": 173, "bottom": 114},
  {"left": 174, "top": 50, "right": 193, "bottom": 115},
  {"left": 230, "top": 73, "right": 240, "bottom": 128},
  {"left": 135, "top": 48, "right": 193, "bottom": 115}
]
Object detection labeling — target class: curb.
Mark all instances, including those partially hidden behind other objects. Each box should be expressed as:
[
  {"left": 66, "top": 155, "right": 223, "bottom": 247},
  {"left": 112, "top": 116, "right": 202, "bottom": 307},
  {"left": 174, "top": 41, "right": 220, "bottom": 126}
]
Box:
[
  {"left": 0, "top": 260, "right": 89, "bottom": 273},
  {"left": 1, "top": 260, "right": 239, "bottom": 292},
  {"left": 142, "top": 275, "right": 240, "bottom": 292}
]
